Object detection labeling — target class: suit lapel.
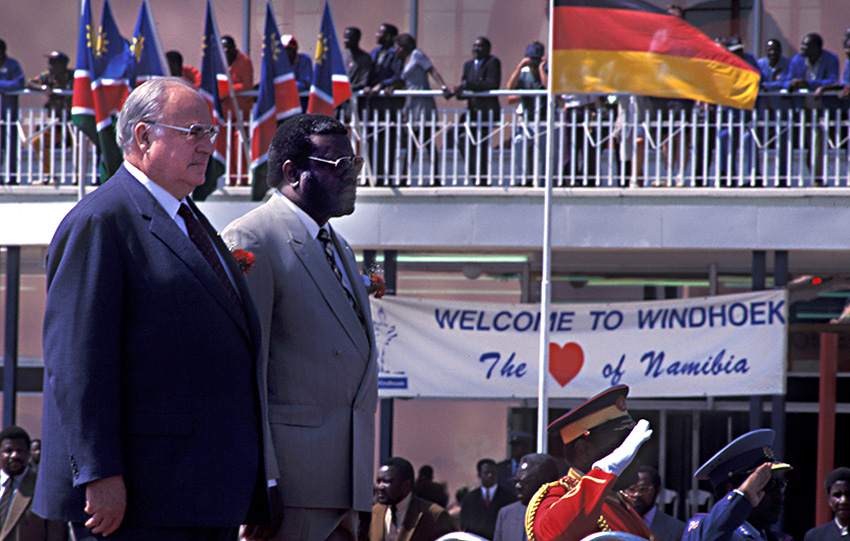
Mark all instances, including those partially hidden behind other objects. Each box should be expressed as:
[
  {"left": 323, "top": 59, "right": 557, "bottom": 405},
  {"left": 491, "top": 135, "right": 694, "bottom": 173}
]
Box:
[
  {"left": 123, "top": 173, "right": 249, "bottom": 339},
  {"left": 276, "top": 199, "right": 370, "bottom": 357},
  {"left": 0, "top": 469, "right": 35, "bottom": 541},
  {"left": 187, "top": 199, "right": 259, "bottom": 347},
  {"left": 398, "top": 496, "right": 424, "bottom": 541}
]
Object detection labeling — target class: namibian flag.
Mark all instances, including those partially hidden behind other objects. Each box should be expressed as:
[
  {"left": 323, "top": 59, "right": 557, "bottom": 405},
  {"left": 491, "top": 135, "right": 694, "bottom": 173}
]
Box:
[
  {"left": 550, "top": 0, "right": 760, "bottom": 109},
  {"left": 71, "top": 0, "right": 97, "bottom": 146},
  {"left": 72, "top": 0, "right": 128, "bottom": 182},
  {"left": 251, "top": 2, "right": 301, "bottom": 201},
  {"left": 306, "top": 1, "right": 351, "bottom": 116},
  {"left": 194, "top": 0, "right": 230, "bottom": 201},
  {"left": 129, "top": 0, "right": 168, "bottom": 88}
]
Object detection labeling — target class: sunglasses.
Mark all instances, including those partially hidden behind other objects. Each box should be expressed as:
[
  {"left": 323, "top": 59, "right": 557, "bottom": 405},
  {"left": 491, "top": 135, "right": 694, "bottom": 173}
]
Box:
[
  {"left": 145, "top": 121, "right": 220, "bottom": 144},
  {"left": 307, "top": 155, "right": 364, "bottom": 175}
]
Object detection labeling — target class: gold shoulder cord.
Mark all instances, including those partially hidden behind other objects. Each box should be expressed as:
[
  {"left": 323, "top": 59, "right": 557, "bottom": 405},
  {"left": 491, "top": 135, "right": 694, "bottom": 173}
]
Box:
[
  {"left": 526, "top": 480, "right": 560, "bottom": 541},
  {"left": 525, "top": 477, "right": 590, "bottom": 541}
]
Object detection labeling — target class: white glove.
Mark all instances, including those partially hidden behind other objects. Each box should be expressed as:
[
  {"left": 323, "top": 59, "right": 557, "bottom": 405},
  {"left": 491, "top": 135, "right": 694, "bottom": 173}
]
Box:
[{"left": 592, "top": 419, "right": 652, "bottom": 477}]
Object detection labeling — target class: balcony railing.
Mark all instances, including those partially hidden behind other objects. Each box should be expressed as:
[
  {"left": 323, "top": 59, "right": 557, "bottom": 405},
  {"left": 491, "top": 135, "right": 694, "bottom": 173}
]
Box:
[{"left": 2, "top": 89, "right": 849, "bottom": 190}]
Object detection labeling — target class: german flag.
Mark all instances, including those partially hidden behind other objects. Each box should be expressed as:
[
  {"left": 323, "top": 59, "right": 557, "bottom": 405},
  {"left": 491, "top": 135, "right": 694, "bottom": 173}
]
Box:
[{"left": 550, "top": 0, "right": 760, "bottom": 109}]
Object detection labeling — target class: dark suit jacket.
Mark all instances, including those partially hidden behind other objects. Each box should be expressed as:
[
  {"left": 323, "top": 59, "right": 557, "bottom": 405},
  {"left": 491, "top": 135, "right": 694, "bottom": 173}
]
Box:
[
  {"left": 461, "top": 485, "right": 515, "bottom": 540},
  {"left": 649, "top": 508, "right": 686, "bottom": 541},
  {"left": 35, "top": 167, "right": 266, "bottom": 528},
  {"left": 804, "top": 521, "right": 843, "bottom": 541},
  {"left": 370, "top": 495, "right": 453, "bottom": 541},
  {"left": 0, "top": 468, "right": 66, "bottom": 541},
  {"left": 458, "top": 55, "right": 501, "bottom": 116},
  {"left": 495, "top": 460, "right": 518, "bottom": 502}
]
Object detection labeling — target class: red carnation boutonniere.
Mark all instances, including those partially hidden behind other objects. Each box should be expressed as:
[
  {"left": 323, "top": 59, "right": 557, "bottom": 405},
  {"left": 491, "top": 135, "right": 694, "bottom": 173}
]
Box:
[
  {"left": 232, "top": 249, "right": 257, "bottom": 275},
  {"left": 361, "top": 263, "right": 386, "bottom": 299}
]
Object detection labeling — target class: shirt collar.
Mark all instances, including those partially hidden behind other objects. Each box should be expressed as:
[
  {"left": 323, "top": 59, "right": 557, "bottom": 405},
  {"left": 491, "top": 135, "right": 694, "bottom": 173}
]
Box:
[
  {"left": 395, "top": 491, "right": 413, "bottom": 521},
  {"left": 275, "top": 190, "right": 323, "bottom": 240},
  {"left": 643, "top": 505, "right": 657, "bottom": 527},
  {"left": 124, "top": 161, "right": 186, "bottom": 219},
  {"left": 0, "top": 466, "right": 28, "bottom": 489}
]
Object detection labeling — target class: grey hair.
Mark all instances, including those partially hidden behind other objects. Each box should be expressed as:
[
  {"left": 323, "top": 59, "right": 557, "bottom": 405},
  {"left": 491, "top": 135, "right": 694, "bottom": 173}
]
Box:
[{"left": 116, "top": 77, "right": 197, "bottom": 153}]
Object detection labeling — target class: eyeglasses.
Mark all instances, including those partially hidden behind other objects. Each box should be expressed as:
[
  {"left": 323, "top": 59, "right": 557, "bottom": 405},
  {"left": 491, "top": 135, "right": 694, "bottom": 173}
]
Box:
[
  {"left": 307, "top": 155, "right": 364, "bottom": 176},
  {"left": 144, "top": 121, "right": 220, "bottom": 144}
]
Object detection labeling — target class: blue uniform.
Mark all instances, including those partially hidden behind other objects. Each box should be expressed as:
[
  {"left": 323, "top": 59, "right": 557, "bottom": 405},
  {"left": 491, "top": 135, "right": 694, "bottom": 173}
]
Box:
[{"left": 684, "top": 490, "right": 792, "bottom": 541}]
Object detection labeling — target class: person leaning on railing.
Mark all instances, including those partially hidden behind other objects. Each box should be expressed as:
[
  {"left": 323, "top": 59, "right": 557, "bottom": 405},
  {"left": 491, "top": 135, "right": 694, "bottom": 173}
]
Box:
[{"left": 25, "top": 50, "right": 73, "bottom": 184}]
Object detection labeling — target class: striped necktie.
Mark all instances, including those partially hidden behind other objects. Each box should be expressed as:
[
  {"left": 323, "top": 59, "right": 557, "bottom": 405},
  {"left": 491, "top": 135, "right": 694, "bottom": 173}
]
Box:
[
  {"left": 0, "top": 477, "right": 14, "bottom": 530},
  {"left": 317, "top": 227, "right": 360, "bottom": 316}
]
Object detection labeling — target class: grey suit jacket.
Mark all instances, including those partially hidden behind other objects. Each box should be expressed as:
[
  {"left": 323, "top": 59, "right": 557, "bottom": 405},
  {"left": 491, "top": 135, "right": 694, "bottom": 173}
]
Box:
[
  {"left": 493, "top": 501, "right": 527, "bottom": 541},
  {"left": 650, "top": 508, "right": 686, "bottom": 541},
  {"left": 222, "top": 194, "right": 377, "bottom": 513}
]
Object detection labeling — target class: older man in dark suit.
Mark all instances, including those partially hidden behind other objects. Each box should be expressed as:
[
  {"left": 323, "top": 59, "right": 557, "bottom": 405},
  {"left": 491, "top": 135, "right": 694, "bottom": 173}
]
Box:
[
  {"left": 35, "top": 77, "right": 267, "bottom": 540},
  {"left": 370, "top": 457, "right": 452, "bottom": 541},
  {"left": 223, "top": 114, "right": 377, "bottom": 541},
  {"left": 0, "top": 426, "right": 66, "bottom": 541}
]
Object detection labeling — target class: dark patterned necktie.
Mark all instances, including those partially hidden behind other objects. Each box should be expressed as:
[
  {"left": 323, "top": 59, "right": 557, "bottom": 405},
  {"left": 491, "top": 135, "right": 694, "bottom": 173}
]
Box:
[
  {"left": 317, "top": 228, "right": 360, "bottom": 317},
  {"left": 178, "top": 204, "right": 245, "bottom": 323}
]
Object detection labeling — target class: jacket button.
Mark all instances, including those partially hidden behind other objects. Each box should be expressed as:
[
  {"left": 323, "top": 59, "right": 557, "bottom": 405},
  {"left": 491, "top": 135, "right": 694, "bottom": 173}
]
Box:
[{"left": 333, "top": 350, "right": 342, "bottom": 359}]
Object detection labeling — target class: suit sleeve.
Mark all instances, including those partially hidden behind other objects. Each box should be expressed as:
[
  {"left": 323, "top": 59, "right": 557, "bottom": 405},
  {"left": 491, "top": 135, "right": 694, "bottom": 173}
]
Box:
[
  {"left": 532, "top": 468, "right": 616, "bottom": 541},
  {"left": 43, "top": 213, "right": 125, "bottom": 486},
  {"left": 681, "top": 491, "right": 753, "bottom": 541},
  {"left": 493, "top": 505, "right": 509, "bottom": 541},
  {"left": 220, "top": 224, "right": 280, "bottom": 481},
  {"left": 433, "top": 507, "right": 454, "bottom": 539}
]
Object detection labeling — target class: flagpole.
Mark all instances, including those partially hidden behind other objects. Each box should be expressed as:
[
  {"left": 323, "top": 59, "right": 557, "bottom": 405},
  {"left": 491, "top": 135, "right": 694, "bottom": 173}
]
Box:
[{"left": 536, "top": 0, "right": 555, "bottom": 455}]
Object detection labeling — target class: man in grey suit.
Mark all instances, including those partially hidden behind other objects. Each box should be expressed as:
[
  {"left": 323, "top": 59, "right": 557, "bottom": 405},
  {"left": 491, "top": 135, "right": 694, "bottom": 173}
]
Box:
[
  {"left": 493, "top": 454, "right": 559, "bottom": 541},
  {"left": 624, "top": 466, "right": 685, "bottom": 541},
  {"left": 223, "top": 114, "right": 377, "bottom": 541}
]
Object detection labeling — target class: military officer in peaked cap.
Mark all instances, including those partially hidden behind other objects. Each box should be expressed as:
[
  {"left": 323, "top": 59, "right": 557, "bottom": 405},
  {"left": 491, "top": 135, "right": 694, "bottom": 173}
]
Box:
[
  {"left": 526, "top": 385, "right": 657, "bottom": 541},
  {"left": 683, "top": 429, "right": 793, "bottom": 541}
]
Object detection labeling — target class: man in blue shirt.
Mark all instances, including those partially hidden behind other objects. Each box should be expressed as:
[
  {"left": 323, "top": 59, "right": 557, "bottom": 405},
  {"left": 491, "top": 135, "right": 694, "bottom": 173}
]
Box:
[
  {"left": 788, "top": 33, "right": 840, "bottom": 92},
  {"left": 786, "top": 33, "right": 840, "bottom": 185},
  {"left": 0, "top": 39, "right": 24, "bottom": 185},
  {"left": 748, "top": 39, "right": 793, "bottom": 185},
  {"left": 758, "top": 40, "right": 791, "bottom": 91}
]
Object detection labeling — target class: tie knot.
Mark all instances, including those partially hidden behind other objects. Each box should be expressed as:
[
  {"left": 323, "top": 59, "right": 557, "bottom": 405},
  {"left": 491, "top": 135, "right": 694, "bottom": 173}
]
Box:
[
  {"left": 317, "top": 228, "right": 330, "bottom": 242},
  {"left": 177, "top": 203, "right": 194, "bottom": 220}
]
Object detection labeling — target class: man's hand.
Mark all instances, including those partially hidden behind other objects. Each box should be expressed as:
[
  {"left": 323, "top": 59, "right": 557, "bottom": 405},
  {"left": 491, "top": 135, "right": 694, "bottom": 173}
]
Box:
[
  {"left": 593, "top": 419, "right": 653, "bottom": 477},
  {"left": 738, "top": 462, "right": 773, "bottom": 507},
  {"left": 85, "top": 475, "right": 126, "bottom": 536},
  {"left": 242, "top": 486, "right": 283, "bottom": 540}
]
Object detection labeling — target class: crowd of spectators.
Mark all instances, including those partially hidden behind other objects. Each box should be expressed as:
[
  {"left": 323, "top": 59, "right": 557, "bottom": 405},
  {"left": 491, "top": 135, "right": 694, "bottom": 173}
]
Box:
[{"left": 3, "top": 9, "right": 850, "bottom": 188}]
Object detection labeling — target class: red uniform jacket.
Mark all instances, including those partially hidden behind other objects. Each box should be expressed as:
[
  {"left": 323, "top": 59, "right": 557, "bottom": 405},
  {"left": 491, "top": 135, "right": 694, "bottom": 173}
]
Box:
[{"left": 527, "top": 467, "right": 657, "bottom": 541}]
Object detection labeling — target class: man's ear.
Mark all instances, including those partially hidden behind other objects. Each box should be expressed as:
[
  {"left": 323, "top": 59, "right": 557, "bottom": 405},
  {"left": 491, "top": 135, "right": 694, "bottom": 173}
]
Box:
[
  {"left": 282, "top": 160, "right": 300, "bottom": 187},
  {"left": 134, "top": 122, "right": 152, "bottom": 151}
]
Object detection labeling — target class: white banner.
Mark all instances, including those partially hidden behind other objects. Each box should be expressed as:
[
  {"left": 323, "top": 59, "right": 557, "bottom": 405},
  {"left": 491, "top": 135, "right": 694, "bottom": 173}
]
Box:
[{"left": 371, "top": 290, "right": 788, "bottom": 399}]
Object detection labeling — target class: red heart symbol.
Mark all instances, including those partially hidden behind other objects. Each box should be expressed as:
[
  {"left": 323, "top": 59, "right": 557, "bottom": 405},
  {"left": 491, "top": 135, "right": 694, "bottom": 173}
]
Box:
[{"left": 549, "top": 342, "right": 583, "bottom": 387}]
